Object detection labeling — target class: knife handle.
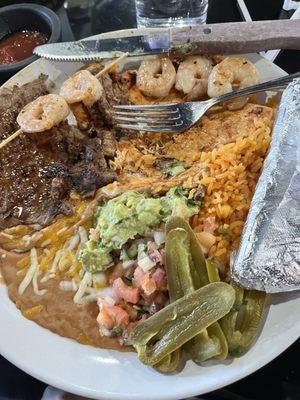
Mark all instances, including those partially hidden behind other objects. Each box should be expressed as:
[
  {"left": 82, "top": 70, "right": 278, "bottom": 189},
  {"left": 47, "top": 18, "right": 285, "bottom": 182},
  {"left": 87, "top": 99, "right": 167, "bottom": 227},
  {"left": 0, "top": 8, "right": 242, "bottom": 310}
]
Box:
[{"left": 170, "top": 20, "right": 300, "bottom": 55}]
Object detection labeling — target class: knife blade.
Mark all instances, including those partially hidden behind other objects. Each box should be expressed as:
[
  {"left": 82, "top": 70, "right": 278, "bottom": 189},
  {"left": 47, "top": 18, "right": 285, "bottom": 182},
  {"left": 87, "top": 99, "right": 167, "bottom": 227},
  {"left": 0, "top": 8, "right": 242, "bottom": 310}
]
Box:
[
  {"left": 34, "top": 32, "right": 170, "bottom": 62},
  {"left": 34, "top": 20, "right": 300, "bottom": 62}
]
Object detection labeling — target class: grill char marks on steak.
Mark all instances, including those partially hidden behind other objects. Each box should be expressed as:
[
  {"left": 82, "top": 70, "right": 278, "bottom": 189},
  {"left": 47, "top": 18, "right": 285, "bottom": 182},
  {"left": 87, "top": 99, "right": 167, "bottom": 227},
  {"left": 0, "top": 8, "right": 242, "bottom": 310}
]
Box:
[
  {"left": 68, "top": 138, "right": 117, "bottom": 198},
  {"left": 101, "top": 129, "right": 117, "bottom": 159},
  {"left": 96, "top": 72, "right": 132, "bottom": 128},
  {"left": 0, "top": 77, "right": 117, "bottom": 230}
]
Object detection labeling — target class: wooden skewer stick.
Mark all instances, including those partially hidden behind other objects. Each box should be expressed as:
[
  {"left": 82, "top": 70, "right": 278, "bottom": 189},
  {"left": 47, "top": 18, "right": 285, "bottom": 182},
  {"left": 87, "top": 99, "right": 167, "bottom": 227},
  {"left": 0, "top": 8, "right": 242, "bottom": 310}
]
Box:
[
  {"left": 0, "top": 56, "right": 129, "bottom": 151},
  {"left": 95, "top": 52, "right": 129, "bottom": 79},
  {"left": 0, "top": 128, "right": 23, "bottom": 150}
]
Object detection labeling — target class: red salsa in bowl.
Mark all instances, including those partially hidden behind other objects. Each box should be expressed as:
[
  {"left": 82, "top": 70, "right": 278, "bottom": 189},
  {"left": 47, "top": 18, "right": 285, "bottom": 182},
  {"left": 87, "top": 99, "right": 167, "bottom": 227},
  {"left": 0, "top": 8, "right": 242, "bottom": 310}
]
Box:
[
  {"left": 0, "top": 3, "right": 61, "bottom": 81},
  {"left": 0, "top": 30, "right": 48, "bottom": 65}
]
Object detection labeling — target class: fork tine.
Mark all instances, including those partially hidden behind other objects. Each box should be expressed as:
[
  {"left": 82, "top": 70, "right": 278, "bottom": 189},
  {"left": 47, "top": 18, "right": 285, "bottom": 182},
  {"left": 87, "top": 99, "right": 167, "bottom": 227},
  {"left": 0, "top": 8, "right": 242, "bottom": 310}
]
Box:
[
  {"left": 114, "top": 104, "right": 178, "bottom": 111},
  {"left": 117, "top": 124, "right": 182, "bottom": 132},
  {"left": 114, "top": 116, "right": 181, "bottom": 124},
  {"left": 117, "top": 118, "right": 180, "bottom": 127},
  {"left": 117, "top": 123, "right": 181, "bottom": 132},
  {"left": 113, "top": 110, "right": 179, "bottom": 117}
]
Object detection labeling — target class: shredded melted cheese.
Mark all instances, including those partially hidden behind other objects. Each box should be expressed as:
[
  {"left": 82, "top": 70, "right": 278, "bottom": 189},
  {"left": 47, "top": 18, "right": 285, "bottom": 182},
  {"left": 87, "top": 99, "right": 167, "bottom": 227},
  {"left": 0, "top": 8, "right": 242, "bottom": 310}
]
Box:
[
  {"left": 59, "top": 279, "right": 78, "bottom": 291},
  {"left": 73, "top": 271, "right": 92, "bottom": 304},
  {"left": 18, "top": 248, "right": 47, "bottom": 296}
]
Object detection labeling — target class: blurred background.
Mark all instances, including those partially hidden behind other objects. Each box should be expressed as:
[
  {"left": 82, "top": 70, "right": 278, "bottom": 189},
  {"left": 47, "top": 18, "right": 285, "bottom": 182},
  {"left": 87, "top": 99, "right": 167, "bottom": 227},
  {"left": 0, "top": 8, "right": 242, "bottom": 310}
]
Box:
[{"left": 0, "top": 1, "right": 298, "bottom": 73}]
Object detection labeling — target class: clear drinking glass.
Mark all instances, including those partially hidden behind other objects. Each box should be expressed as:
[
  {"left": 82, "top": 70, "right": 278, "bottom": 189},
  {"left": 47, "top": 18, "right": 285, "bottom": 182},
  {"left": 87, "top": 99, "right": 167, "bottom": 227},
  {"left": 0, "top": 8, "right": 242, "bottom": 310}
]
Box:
[{"left": 135, "top": 0, "right": 208, "bottom": 28}]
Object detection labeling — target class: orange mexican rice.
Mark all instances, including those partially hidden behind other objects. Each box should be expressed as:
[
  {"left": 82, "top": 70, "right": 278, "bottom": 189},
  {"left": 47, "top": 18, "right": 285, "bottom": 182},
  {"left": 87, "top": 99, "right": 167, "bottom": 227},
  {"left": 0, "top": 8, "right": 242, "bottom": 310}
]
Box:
[{"left": 112, "top": 103, "right": 274, "bottom": 271}]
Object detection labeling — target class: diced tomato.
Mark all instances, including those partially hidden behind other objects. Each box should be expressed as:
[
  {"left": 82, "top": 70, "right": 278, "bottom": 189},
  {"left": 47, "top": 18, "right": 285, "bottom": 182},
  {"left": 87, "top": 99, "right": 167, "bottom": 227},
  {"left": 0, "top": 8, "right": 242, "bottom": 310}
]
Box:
[
  {"left": 142, "top": 276, "right": 157, "bottom": 296},
  {"left": 97, "top": 304, "right": 129, "bottom": 330},
  {"left": 133, "top": 266, "right": 157, "bottom": 296},
  {"left": 203, "top": 217, "right": 217, "bottom": 235},
  {"left": 133, "top": 266, "right": 146, "bottom": 287},
  {"left": 112, "top": 277, "right": 140, "bottom": 304},
  {"left": 147, "top": 242, "right": 163, "bottom": 264},
  {"left": 152, "top": 268, "right": 166, "bottom": 289},
  {"left": 97, "top": 307, "right": 114, "bottom": 329}
]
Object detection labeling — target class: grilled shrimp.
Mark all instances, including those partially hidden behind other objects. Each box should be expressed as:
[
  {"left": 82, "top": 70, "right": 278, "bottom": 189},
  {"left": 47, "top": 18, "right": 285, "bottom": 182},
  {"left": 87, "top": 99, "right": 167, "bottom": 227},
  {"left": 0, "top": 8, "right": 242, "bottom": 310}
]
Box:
[
  {"left": 175, "top": 56, "right": 213, "bottom": 100},
  {"left": 136, "top": 56, "right": 176, "bottom": 98},
  {"left": 60, "top": 70, "right": 103, "bottom": 107},
  {"left": 17, "top": 94, "right": 70, "bottom": 133},
  {"left": 207, "top": 57, "right": 259, "bottom": 98}
]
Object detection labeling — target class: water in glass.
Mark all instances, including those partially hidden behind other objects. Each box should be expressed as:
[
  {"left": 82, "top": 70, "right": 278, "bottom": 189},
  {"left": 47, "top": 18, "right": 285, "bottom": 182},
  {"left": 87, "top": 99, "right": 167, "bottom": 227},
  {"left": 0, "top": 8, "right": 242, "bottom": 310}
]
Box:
[{"left": 135, "top": 0, "right": 208, "bottom": 28}]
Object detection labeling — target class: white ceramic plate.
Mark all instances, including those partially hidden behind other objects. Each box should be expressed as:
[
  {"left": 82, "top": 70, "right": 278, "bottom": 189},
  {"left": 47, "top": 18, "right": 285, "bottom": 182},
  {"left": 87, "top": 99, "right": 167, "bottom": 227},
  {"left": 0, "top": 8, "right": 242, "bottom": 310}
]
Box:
[{"left": 0, "top": 48, "right": 299, "bottom": 400}]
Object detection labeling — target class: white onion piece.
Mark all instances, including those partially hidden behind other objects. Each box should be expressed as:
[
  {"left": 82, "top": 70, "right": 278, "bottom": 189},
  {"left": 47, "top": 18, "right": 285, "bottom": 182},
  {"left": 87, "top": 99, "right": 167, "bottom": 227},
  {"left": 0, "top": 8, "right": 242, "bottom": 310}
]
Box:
[
  {"left": 120, "top": 249, "right": 128, "bottom": 261},
  {"left": 154, "top": 231, "right": 166, "bottom": 245},
  {"left": 99, "top": 326, "right": 112, "bottom": 337},
  {"left": 137, "top": 245, "right": 147, "bottom": 260},
  {"left": 138, "top": 255, "right": 156, "bottom": 272},
  {"left": 122, "top": 260, "right": 135, "bottom": 269}
]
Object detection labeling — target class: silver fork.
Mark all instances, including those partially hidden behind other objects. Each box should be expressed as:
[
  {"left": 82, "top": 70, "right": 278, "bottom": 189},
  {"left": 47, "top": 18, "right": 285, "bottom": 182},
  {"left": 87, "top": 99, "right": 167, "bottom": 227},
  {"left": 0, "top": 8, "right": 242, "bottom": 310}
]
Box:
[{"left": 113, "top": 72, "right": 300, "bottom": 132}]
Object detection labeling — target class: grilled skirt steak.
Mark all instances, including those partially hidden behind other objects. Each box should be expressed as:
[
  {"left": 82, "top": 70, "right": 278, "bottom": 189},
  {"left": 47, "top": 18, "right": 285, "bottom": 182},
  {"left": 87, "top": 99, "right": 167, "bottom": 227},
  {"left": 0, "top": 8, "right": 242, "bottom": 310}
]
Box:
[{"left": 0, "top": 77, "right": 117, "bottom": 229}]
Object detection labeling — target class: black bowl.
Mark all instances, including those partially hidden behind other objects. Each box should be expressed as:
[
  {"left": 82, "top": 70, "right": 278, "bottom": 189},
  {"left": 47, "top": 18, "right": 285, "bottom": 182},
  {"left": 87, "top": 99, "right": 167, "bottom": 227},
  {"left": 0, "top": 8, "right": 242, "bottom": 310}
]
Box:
[{"left": 0, "top": 3, "right": 61, "bottom": 81}]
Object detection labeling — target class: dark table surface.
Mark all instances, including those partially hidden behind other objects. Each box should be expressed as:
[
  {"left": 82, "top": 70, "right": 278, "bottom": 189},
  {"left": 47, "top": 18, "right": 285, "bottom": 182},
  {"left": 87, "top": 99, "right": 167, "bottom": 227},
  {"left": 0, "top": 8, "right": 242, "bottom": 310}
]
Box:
[{"left": 0, "top": 0, "right": 299, "bottom": 399}]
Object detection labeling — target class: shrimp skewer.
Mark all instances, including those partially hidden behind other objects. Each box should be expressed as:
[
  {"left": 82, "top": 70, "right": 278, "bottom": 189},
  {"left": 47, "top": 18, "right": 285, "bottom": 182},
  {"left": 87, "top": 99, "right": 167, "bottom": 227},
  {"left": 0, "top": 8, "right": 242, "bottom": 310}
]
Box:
[
  {"left": 0, "top": 94, "right": 70, "bottom": 150},
  {"left": 60, "top": 70, "right": 104, "bottom": 108},
  {"left": 59, "top": 53, "right": 129, "bottom": 131},
  {"left": 60, "top": 70, "right": 101, "bottom": 131},
  {"left": 94, "top": 52, "right": 129, "bottom": 79},
  {"left": 60, "top": 53, "right": 129, "bottom": 107},
  {"left": 0, "top": 128, "right": 24, "bottom": 150}
]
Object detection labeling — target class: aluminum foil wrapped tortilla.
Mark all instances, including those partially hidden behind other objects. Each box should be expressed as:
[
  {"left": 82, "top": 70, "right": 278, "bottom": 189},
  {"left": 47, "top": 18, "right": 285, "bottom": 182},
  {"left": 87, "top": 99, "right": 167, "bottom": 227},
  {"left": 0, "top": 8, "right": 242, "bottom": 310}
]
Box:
[{"left": 232, "top": 79, "right": 300, "bottom": 293}]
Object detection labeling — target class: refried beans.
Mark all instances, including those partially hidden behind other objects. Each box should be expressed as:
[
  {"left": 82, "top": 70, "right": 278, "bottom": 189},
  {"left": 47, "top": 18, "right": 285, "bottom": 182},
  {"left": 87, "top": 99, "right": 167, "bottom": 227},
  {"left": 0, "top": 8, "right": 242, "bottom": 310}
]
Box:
[{"left": 0, "top": 249, "right": 128, "bottom": 351}]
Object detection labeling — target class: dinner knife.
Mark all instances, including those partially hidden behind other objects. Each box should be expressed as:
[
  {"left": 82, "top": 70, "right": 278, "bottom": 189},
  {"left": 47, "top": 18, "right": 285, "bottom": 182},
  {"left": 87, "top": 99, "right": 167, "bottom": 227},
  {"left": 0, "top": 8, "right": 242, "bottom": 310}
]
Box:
[{"left": 34, "top": 19, "right": 300, "bottom": 62}]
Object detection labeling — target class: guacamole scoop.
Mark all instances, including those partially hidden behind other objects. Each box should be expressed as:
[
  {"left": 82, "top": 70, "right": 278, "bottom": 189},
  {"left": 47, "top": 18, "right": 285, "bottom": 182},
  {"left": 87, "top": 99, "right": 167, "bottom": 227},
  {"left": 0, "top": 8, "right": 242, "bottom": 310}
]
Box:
[{"left": 79, "top": 188, "right": 200, "bottom": 273}]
